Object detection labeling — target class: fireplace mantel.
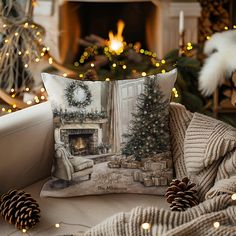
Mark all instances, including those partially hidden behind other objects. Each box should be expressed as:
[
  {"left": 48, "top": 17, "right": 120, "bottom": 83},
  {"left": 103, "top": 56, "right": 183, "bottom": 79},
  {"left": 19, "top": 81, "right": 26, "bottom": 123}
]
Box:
[{"left": 35, "top": 0, "right": 201, "bottom": 61}]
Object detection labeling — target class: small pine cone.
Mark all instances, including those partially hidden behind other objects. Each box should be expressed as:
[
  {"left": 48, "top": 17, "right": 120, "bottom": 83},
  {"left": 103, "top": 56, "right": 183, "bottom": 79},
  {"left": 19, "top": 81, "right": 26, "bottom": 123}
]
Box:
[
  {"left": 0, "top": 189, "right": 40, "bottom": 230},
  {"left": 165, "top": 177, "right": 199, "bottom": 211}
]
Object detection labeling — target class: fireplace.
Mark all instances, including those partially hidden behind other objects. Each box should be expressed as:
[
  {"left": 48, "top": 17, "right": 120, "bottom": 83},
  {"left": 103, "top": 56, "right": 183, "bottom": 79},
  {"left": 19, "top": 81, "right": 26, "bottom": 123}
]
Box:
[{"left": 61, "top": 128, "right": 99, "bottom": 156}]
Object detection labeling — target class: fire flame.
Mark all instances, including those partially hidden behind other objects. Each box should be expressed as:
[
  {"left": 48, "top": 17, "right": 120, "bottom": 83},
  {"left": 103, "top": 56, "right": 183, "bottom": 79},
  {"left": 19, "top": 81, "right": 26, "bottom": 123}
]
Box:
[{"left": 108, "top": 20, "right": 125, "bottom": 55}]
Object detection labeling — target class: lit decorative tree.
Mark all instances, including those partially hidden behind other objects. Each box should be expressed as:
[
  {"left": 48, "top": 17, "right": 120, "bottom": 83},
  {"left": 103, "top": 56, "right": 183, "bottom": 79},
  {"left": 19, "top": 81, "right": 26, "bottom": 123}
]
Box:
[{"left": 122, "top": 77, "right": 170, "bottom": 161}]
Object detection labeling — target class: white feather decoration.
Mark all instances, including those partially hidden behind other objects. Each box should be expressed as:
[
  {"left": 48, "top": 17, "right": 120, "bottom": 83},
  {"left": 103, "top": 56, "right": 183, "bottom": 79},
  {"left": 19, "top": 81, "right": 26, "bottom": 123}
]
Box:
[{"left": 199, "top": 30, "right": 236, "bottom": 96}]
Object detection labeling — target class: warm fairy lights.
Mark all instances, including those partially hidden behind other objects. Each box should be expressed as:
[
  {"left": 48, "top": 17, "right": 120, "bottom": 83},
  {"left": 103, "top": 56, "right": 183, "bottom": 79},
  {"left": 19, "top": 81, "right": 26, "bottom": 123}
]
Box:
[
  {"left": 141, "top": 222, "right": 151, "bottom": 230},
  {"left": 231, "top": 193, "right": 236, "bottom": 200},
  {"left": 122, "top": 65, "right": 127, "bottom": 69},
  {"left": 90, "top": 63, "right": 95, "bottom": 68},
  {"left": 55, "top": 223, "right": 60, "bottom": 228},
  {"left": 22, "top": 229, "right": 27, "bottom": 233},
  {"left": 142, "top": 72, "right": 147, "bottom": 77},
  {"left": 213, "top": 221, "right": 220, "bottom": 229}
]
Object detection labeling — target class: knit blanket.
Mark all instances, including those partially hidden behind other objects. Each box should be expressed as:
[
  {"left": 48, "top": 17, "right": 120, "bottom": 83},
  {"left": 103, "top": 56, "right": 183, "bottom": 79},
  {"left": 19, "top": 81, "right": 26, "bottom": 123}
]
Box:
[{"left": 85, "top": 103, "right": 236, "bottom": 236}]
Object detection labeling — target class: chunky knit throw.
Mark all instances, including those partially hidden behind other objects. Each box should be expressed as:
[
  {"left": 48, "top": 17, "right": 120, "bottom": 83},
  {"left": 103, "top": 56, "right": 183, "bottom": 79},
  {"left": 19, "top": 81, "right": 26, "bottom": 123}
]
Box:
[{"left": 85, "top": 103, "right": 236, "bottom": 236}]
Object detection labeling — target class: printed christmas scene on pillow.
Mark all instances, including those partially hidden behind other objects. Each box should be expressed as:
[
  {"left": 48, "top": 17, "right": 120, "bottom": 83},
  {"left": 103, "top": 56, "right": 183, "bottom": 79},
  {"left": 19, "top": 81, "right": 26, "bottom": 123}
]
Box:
[{"left": 41, "top": 69, "right": 177, "bottom": 197}]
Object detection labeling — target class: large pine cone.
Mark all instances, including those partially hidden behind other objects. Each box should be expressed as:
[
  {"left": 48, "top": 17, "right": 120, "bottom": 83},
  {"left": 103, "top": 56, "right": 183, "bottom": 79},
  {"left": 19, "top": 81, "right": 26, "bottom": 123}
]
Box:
[
  {"left": 165, "top": 177, "right": 199, "bottom": 211},
  {"left": 0, "top": 189, "right": 40, "bottom": 230}
]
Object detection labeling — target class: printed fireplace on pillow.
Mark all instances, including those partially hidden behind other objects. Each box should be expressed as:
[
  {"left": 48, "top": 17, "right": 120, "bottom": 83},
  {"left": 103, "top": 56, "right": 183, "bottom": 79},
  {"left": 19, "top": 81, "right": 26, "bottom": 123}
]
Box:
[{"left": 41, "top": 69, "right": 177, "bottom": 197}]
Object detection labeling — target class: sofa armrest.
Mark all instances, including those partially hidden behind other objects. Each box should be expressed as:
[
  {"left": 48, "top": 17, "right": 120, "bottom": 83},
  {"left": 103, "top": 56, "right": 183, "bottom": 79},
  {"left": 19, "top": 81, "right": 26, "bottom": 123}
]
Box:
[{"left": 0, "top": 101, "right": 54, "bottom": 194}]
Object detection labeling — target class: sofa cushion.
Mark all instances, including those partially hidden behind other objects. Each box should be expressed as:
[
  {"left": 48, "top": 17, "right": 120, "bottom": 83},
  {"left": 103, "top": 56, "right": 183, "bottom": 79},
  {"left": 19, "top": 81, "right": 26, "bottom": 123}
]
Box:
[
  {"left": 0, "top": 179, "right": 168, "bottom": 235},
  {"left": 41, "top": 70, "right": 177, "bottom": 197}
]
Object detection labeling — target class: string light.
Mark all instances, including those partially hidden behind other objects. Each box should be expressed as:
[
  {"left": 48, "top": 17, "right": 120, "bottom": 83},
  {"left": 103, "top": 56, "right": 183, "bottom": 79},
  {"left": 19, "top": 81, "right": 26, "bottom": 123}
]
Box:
[
  {"left": 14, "top": 32, "right": 19, "bottom": 36},
  {"left": 74, "top": 61, "right": 79, "bottom": 67},
  {"left": 41, "top": 95, "right": 45, "bottom": 100},
  {"left": 55, "top": 223, "right": 60, "bottom": 228},
  {"left": 161, "top": 69, "right": 166, "bottom": 74},
  {"left": 18, "top": 51, "right": 22, "bottom": 55},
  {"left": 79, "top": 74, "right": 84, "bottom": 78},
  {"left": 48, "top": 57, "right": 53, "bottom": 64},
  {"left": 112, "top": 63, "right": 117, "bottom": 68},
  {"left": 234, "top": 25, "right": 236, "bottom": 29},
  {"left": 155, "top": 62, "right": 160, "bottom": 67},
  {"left": 141, "top": 72, "right": 147, "bottom": 77},
  {"left": 8, "top": 109, "right": 12, "bottom": 113},
  {"left": 141, "top": 223, "right": 151, "bottom": 230},
  {"left": 63, "top": 73, "right": 67, "bottom": 77},
  {"left": 25, "top": 87, "right": 30, "bottom": 92},
  {"left": 206, "top": 36, "right": 211, "bottom": 40},
  {"left": 231, "top": 193, "right": 236, "bottom": 200},
  {"left": 2, "top": 107, "right": 6, "bottom": 112},
  {"left": 161, "top": 59, "right": 166, "bottom": 64},
  {"left": 213, "top": 222, "right": 220, "bottom": 229},
  {"left": 6, "top": 52, "right": 9, "bottom": 56},
  {"left": 172, "top": 87, "right": 179, "bottom": 98},
  {"left": 40, "top": 52, "right": 44, "bottom": 57},
  {"left": 10, "top": 88, "right": 14, "bottom": 93},
  {"left": 24, "top": 64, "right": 29, "bottom": 68},
  {"left": 3, "top": 24, "right": 7, "bottom": 28},
  {"left": 46, "top": 47, "right": 50, "bottom": 51},
  {"left": 105, "top": 78, "right": 110, "bottom": 81},
  {"left": 25, "top": 50, "right": 29, "bottom": 55},
  {"left": 4, "top": 39, "right": 8, "bottom": 43},
  {"left": 12, "top": 104, "right": 16, "bottom": 108},
  {"left": 36, "top": 31, "right": 40, "bottom": 36},
  {"left": 91, "top": 63, "right": 95, "bottom": 68},
  {"left": 24, "top": 22, "right": 29, "bottom": 28},
  {"left": 27, "top": 101, "right": 32, "bottom": 105},
  {"left": 122, "top": 65, "right": 127, "bottom": 69},
  {"left": 224, "top": 26, "right": 228, "bottom": 30},
  {"left": 35, "top": 58, "right": 40, "bottom": 62},
  {"left": 140, "top": 49, "right": 145, "bottom": 54},
  {"left": 11, "top": 94, "right": 15, "bottom": 98},
  {"left": 41, "top": 88, "right": 45, "bottom": 92},
  {"left": 22, "top": 229, "right": 27, "bottom": 233}
]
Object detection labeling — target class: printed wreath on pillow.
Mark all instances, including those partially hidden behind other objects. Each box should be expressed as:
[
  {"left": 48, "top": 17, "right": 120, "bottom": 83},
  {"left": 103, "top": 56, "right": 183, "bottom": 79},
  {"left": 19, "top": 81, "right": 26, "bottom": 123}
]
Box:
[{"left": 41, "top": 69, "right": 177, "bottom": 197}]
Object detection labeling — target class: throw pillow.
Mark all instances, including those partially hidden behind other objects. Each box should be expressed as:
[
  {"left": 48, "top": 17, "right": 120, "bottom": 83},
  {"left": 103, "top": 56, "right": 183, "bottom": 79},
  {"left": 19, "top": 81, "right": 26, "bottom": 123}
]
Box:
[{"left": 41, "top": 69, "right": 177, "bottom": 197}]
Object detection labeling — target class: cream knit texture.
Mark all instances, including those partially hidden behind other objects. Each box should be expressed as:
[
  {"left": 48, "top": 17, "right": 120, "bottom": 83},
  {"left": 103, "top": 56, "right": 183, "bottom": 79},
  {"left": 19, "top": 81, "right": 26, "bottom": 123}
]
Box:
[{"left": 85, "top": 103, "right": 236, "bottom": 236}]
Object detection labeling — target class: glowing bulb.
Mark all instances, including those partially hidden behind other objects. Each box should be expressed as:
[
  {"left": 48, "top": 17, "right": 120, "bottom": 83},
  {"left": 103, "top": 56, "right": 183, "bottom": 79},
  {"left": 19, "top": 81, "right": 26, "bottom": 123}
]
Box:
[
  {"left": 18, "top": 51, "right": 22, "bottom": 55},
  {"left": 161, "top": 59, "right": 166, "bottom": 64},
  {"left": 74, "top": 61, "right": 79, "bottom": 67},
  {"left": 141, "top": 72, "right": 147, "bottom": 77},
  {"left": 3, "top": 24, "right": 7, "bottom": 28},
  {"left": 224, "top": 26, "right": 228, "bottom": 30},
  {"left": 6, "top": 53, "right": 9, "bottom": 56},
  {"left": 38, "top": 38, "right": 42, "bottom": 43},
  {"left": 25, "top": 50, "right": 29, "bottom": 55},
  {"left": 140, "top": 49, "right": 145, "bottom": 53},
  {"left": 48, "top": 57, "right": 53, "bottom": 64},
  {"left": 122, "top": 65, "right": 127, "bottom": 69},
  {"left": 24, "top": 64, "right": 29, "bottom": 68},
  {"left": 8, "top": 109, "right": 12, "bottom": 113},
  {"left": 42, "top": 47, "right": 47, "bottom": 52},
  {"left": 46, "top": 47, "right": 50, "bottom": 51},
  {"left": 213, "top": 222, "right": 220, "bottom": 228},
  {"left": 41, "top": 88, "right": 45, "bottom": 92},
  {"left": 12, "top": 104, "right": 16, "bottom": 108},
  {"left": 63, "top": 73, "right": 67, "bottom": 77},
  {"left": 79, "top": 74, "right": 83, "bottom": 78},
  {"left": 105, "top": 78, "right": 110, "bottom": 81},
  {"left": 22, "top": 229, "right": 27, "bottom": 233},
  {"left": 25, "top": 87, "right": 30, "bottom": 92},
  {"left": 4, "top": 39, "right": 8, "bottom": 43},
  {"left": 36, "top": 31, "right": 40, "bottom": 36},
  {"left": 41, "top": 52, "right": 45, "bottom": 57},
  {"left": 141, "top": 223, "right": 151, "bottom": 230},
  {"left": 55, "top": 223, "right": 60, "bottom": 228},
  {"left": 112, "top": 63, "right": 117, "bottom": 68},
  {"left": 35, "top": 58, "right": 40, "bottom": 62},
  {"left": 206, "top": 36, "right": 211, "bottom": 40},
  {"left": 231, "top": 193, "right": 236, "bottom": 200},
  {"left": 162, "top": 69, "right": 166, "bottom": 74},
  {"left": 155, "top": 63, "right": 160, "bottom": 67},
  {"left": 24, "top": 22, "right": 29, "bottom": 28},
  {"left": 31, "top": 24, "right": 35, "bottom": 28},
  {"left": 234, "top": 25, "right": 236, "bottom": 29},
  {"left": 2, "top": 108, "right": 6, "bottom": 112},
  {"left": 11, "top": 94, "right": 15, "bottom": 98},
  {"left": 27, "top": 101, "right": 32, "bottom": 105},
  {"left": 41, "top": 95, "right": 45, "bottom": 100},
  {"left": 91, "top": 63, "right": 95, "bottom": 68},
  {"left": 14, "top": 32, "right": 19, "bottom": 36},
  {"left": 10, "top": 88, "right": 14, "bottom": 92}
]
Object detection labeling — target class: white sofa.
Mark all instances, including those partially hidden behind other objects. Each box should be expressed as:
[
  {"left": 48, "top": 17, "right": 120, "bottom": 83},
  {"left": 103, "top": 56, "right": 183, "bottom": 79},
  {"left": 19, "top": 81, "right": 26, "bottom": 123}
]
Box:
[{"left": 0, "top": 102, "right": 168, "bottom": 236}]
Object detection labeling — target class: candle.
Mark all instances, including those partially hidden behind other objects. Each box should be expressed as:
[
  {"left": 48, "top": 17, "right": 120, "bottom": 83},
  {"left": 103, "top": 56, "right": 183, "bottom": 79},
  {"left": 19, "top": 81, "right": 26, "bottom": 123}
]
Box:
[{"left": 179, "top": 11, "right": 184, "bottom": 34}]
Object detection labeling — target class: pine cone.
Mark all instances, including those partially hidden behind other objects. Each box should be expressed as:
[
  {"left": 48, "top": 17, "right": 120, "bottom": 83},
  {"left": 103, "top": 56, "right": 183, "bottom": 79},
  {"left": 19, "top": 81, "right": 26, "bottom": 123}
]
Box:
[
  {"left": 0, "top": 189, "right": 40, "bottom": 230},
  {"left": 165, "top": 177, "right": 199, "bottom": 211}
]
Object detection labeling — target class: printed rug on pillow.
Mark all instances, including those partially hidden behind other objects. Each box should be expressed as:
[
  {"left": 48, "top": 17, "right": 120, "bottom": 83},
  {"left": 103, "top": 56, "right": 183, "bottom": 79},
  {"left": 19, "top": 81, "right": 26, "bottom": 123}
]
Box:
[{"left": 41, "top": 69, "right": 177, "bottom": 197}]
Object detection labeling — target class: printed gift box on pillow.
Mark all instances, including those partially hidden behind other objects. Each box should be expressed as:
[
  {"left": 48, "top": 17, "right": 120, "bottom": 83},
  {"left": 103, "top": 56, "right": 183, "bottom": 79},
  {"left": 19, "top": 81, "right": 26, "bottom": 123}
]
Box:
[{"left": 41, "top": 69, "right": 177, "bottom": 197}]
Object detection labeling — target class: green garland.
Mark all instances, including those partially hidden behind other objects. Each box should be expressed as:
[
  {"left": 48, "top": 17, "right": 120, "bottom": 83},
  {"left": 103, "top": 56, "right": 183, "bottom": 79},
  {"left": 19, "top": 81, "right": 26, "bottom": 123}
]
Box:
[{"left": 65, "top": 81, "right": 92, "bottom": 108}]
